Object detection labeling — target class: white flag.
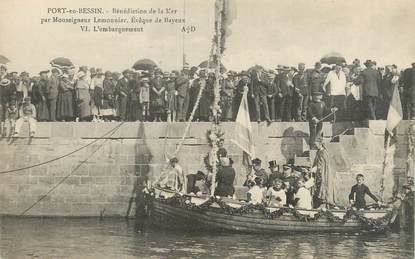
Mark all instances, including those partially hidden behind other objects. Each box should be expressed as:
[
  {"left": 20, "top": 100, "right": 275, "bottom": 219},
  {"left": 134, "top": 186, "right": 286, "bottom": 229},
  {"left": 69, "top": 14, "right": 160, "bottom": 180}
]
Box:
[
  {"left": 231, "top": 90, "right": 255, "bottom": 157},
  {"left": 386, "top": 84, "right": 403, "bottom": 135}
]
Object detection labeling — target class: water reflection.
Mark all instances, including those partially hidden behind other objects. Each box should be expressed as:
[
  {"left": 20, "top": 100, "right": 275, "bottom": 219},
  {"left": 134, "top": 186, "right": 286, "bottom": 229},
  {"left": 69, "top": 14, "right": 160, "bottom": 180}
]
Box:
[{"left": 0, "top": 217, "right": 413, "bottom": 258}]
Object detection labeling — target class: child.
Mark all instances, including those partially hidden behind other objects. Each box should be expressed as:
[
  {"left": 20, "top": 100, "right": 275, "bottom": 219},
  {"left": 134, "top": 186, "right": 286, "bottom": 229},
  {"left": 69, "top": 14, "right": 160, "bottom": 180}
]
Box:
[
  {"left": 247, "top": 177, "right": 266, "bottom": 205},
  {"left": 139, "top": 78, "right": 150, "bottom": 121},
  {"left": 295, "top": 179, "right": 312, "bottom": 210},
  {"left": 6, "top": 103, "right": 18, "bottom": 137},
  {"left": 13, "top": 96, "right": 37, "bottom": 137},
  {"left": 349, "top": 174, "right": 381, "bottom": 209},
  {"left": 266, "top": 179, "right": 287, "bottom": 207}
]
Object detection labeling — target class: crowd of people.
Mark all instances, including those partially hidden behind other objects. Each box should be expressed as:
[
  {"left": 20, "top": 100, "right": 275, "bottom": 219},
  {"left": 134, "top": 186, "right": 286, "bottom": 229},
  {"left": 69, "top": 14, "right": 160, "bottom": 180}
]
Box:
[{"left": 0, "top": 59, "right": 414, "bottom": 137}]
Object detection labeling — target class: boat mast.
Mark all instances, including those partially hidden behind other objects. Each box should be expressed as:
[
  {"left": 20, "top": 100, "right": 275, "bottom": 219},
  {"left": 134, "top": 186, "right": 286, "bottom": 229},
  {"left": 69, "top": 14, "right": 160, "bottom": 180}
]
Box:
[{"left": 209, "top": 0, "right": 224, "bottom": 196}]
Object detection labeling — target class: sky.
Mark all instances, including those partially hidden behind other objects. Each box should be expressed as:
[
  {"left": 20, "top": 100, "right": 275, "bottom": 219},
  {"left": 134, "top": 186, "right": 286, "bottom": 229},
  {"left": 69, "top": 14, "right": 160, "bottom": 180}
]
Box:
[{"left": 0, "top": 0, "right": 414, "bottom": 74}]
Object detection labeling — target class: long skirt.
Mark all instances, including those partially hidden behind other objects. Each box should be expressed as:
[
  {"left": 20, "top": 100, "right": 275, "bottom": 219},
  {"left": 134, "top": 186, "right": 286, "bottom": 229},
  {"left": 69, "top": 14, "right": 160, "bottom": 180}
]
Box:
[
  {"left": 36, "top": 100, "right": 49, "bottom": 121},
  {"left": 76, "top": 88, "right": 91, "bottom": 119},
  {"left": 57, "top": 90, "right": 74, "bottom": 120}
]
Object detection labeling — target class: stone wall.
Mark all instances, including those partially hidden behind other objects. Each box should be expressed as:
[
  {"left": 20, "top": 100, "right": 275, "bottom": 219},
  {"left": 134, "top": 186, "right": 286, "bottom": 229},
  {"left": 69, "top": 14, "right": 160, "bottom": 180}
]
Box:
[{"left": 0, "top": 120, "right": 412, "bottom": 216}]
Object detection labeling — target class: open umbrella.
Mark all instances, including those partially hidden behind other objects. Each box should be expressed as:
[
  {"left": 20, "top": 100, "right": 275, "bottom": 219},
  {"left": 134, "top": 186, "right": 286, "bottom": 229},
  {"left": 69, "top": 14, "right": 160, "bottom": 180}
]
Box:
[
  {"left": 198, "top": 60, "right": 226, "bottom": 73},
  {"left": 50, "top": 57, "right": 74, "bottom": 69},
  {"left": 133, "top": 59, "right": 157, "bottom": 71},
  {"left": 320, "top": 52, "right": 346, "bottom": 65},
  {"left": 0, "top": 55, "right": 10, "bottom": 64}
]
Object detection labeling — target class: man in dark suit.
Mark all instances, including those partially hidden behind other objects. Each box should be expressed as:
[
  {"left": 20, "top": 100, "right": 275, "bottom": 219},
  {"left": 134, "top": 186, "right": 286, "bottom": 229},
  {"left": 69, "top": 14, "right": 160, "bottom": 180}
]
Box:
[
  {"left": 47, "top": 68, "right": 60, "bottom": 121},
  {"left": 402, "top": 63, "right": 415, "bottom": 120},
  {"left": 276, "top": 66, "right": 293, "bottom": 121},
  {"left": 293, "top": 63, "right": 309, "bottom": 121},
  {"left": 115, "top": 69, "right": 131, "bottom": 121},
  {"left": 360, "top": 60, "right": 381, "bottom": 120},
  {"left": 175, "top": 66, "right": 190, "bottom": 122},
  {"left": 250, "top": 69, "right": 271, "bottom": 123}
]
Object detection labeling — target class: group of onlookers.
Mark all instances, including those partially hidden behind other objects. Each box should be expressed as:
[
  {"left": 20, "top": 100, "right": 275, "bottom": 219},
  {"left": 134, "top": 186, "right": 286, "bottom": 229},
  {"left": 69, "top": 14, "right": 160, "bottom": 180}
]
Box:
[{"left": 0, "top": 59, "right": 414, "bottom": 137}]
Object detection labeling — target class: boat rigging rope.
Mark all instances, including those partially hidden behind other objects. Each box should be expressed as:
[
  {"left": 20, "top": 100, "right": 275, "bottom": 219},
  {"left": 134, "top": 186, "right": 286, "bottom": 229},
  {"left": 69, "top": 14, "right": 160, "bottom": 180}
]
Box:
[
  {"left": 20, "top": 123, "right": 122, "bottom": 215},
  {"left": 0, "top": 122, "right": 125, "bottom": 175}
]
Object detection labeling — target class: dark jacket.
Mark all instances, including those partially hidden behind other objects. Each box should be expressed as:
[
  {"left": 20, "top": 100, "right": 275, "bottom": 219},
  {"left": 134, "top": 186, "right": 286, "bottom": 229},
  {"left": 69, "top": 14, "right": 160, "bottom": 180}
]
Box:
[
  {"left": 402, "top": 67, "right": 415, "bottom": 98},
  {"left": 360, "top": 68, "right": 381, "bottom": 97},
  {"left": 176, "top": 75, "right": 190, "bottom": 98},
  {"left": 276, "top": 72, "right": 293, "bottom": 97},
  {"left": 249, "top": 71, "right": 268, "bottom": 97},
  {"left": 293, "top": 71, "right": 308, "bottom": 96},
  {"left": 348, "top": 183, "right": 378, "bottom": 209},
  {"left": 214, "top": 166, "right": 236, "bottom": 197},
  {"left": 47, "top": 75, "right": 60, "bottom": 99}
]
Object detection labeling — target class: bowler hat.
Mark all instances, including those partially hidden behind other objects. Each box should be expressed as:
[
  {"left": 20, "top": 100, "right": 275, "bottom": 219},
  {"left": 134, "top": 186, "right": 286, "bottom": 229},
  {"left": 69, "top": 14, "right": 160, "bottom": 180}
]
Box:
[
  {"left": 364, "top": 60, "right": 373, "bottom": 67},
  {"left": 252, "top": 158, "right": 261, "bottom": 165},
  {"left": 39, "top": 70, "right": 50, "bottom": 75}
]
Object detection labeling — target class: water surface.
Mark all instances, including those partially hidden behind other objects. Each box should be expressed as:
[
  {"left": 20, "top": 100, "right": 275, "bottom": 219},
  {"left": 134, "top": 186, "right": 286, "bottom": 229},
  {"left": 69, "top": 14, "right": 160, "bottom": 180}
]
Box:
[{"left": 0, "top": 217, "right": 413, "bottom": 258}]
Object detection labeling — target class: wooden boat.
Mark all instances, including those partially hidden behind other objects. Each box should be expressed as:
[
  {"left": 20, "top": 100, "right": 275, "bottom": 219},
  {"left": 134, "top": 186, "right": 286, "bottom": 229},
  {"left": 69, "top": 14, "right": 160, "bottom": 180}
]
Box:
[{"left": 146, "top": 187, "right": 394, "bottom": 233}]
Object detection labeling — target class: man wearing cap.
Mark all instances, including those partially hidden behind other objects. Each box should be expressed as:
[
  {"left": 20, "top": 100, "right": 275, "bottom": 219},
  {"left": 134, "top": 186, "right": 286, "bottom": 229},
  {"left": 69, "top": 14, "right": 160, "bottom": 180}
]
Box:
[
  {"left": 250, "top": 69, "right": 271, "bottom": 124},
  {"left": 322, "top": 64, "right": 347, "bottom": 121},
  {"left": 245, "top": 158, "right": 268, "bottom": 187},
  {"left": 360, "top": 60, "right": 381, "bottom": 120},
  {"left": 308, "top": 91, "right": 336, "bottom": 149},
  {"left": 401, "top": 63, "right": 415, "bottom": 120},
  {"left": 293, "top": 63, "right": 309, "bottom": 121},
  {"left": 47, "top": 68, "right": 60, "bottom": 121},
  {"left": 13, "top": 96, "right": 36, "bottom": 137},
  {"left": 150, "top": 70, "right": 166, "bottom": 122},
  {"left": 32, "top": 71, "right": 49, "bottom": 121},
  {"left": 175, "top": 66, "right": 190, "bottom": 122},
  {"left": 115, "top": 69, "right": 131, "bottom": 121},
  {"left": 276, "top": 66, "right": 293, "bottom": 121}
]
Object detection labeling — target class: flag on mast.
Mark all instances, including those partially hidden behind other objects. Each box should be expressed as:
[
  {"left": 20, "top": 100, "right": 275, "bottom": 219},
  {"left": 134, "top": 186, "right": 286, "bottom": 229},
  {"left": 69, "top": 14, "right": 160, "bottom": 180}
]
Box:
[
  {"left": 386, "top": 84, "right": 403, "bottom": 135},
  {"left": 231, "top": 89, "right": 255, "bottom": 158},
  {"left": 381, "top": 84, "right": 403, "bottom": 201}
]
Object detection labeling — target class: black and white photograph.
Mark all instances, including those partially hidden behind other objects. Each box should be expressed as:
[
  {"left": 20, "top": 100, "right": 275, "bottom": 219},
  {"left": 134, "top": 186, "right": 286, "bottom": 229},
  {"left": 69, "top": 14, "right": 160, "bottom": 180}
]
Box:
[{"left": 0, "top": 0, "right": 414, "bottom": 258}]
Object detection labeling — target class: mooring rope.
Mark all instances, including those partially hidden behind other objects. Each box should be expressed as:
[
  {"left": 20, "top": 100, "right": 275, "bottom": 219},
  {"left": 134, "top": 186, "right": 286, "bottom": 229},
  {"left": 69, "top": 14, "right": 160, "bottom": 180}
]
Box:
[
  {"left": 0, "top": 122, "right": 125, "bottom": 175},
  {"left": 20, "top": 123, "right": 122, "bottom": 215}
]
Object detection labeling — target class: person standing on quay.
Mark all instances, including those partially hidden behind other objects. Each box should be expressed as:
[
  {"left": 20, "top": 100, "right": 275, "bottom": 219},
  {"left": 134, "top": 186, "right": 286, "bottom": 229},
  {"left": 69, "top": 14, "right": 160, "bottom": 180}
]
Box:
[
  {"left": 175, "top": 65, "right": 190, "bottom": 122},
  {"left": 47, "top": 68, "right": 61, "bottom": 121},
  {"left": 323, "top": 64, "right": 347, "bottom": 121},
  {"left": 115, "top": 69, "right": 131, "bottom": 121},
  {"left": 360, "top": 60, "right": 381, "bottom": 120},
  {"left": 75, "top": 71, "right": 92, "bottom": 121}
]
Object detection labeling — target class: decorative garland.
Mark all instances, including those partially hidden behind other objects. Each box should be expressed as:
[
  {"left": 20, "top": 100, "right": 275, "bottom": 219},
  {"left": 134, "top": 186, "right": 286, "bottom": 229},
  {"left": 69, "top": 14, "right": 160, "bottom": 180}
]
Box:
[{"left": 146, "top": 191, "right": 392, "bottom": 230}]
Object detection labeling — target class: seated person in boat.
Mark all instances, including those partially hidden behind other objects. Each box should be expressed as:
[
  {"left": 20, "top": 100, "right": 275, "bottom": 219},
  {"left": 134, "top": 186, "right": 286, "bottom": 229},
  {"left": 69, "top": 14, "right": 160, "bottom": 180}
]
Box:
[
  {"left": 282, "top": 165, "right": 298, "bottom": 206},
  {"left": 349, "top": 174, "right": 380, "bottom": 209},
  {"left": 303, "top": 171, "right": 315, "bottom": 191},
  {"left": 186, "top": 170, "right": 210, "bottom": 195},
  {"left": 247, "top": 177, "right": 266, "bottom": 204},
  {"left": 267, "top": 160, "right": 283, "bottom": 187},
  {"left": 217, "top": 138, "right": 228, "bottom": 159},
  {"left": 214, "top": 157, "right": 236, "bottom": 198},
  {"left": 157, "top": 157, "right": 185, "bottom": 192},
  {"left": 245, "top": 158, "right": 268, "bottom": 188},
  {"left": 266, "top": 178, "right": 287, "bottom": 207},
  {"left": 295, "top": 179, "right": 313, "bottom": 210}
]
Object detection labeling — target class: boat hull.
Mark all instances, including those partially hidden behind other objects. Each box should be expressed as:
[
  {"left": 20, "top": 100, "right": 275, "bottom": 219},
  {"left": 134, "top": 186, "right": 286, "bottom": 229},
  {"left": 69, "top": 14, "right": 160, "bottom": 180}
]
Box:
[{"left": 148, "top": 199, "right": 388, "bottom": 233}]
